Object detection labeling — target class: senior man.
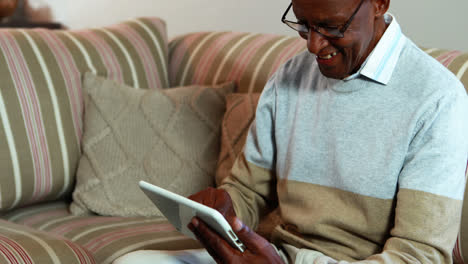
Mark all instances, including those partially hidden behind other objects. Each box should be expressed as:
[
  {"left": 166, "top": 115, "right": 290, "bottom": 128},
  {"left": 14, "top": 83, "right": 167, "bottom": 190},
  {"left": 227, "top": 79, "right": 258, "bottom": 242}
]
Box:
[{"left": 114, "top": 0, "right": 468, "bottom": 263}]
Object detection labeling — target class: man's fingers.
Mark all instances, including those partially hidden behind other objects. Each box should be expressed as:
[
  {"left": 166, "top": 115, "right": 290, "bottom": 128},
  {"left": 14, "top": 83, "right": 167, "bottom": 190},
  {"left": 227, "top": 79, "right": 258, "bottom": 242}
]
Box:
[
  {"left": 233, "top": 218, "right": 270, "bottom": 252},
  {"left": 188, "top": 219, "right": 223, "bottom": 262},
  {"left": 189, "top": 217, "right": 237, "bottom": 262}
]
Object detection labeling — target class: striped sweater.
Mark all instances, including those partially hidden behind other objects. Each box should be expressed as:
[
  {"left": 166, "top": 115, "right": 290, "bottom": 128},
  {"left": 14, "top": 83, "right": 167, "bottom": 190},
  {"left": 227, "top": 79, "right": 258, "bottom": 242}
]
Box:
[{"left": 220, "top": 15, "right": 468, "bottom": 263}]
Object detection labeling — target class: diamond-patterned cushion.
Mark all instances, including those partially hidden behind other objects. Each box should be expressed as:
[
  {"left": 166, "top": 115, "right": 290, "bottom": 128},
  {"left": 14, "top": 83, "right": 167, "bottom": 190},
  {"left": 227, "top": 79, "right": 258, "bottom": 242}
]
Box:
[
  {"left": 70, "top": 73, "right": 235, "bottom": 217},
  {"left": 215, "top": 93, "right": 260, "bottom": 185}
]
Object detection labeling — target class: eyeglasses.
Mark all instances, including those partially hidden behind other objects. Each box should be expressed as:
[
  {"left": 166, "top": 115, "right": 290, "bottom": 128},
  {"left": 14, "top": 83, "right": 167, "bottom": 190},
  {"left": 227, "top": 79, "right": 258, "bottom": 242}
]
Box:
[{"left": 281, "top": 0, "right": 366, "bottom": 39}]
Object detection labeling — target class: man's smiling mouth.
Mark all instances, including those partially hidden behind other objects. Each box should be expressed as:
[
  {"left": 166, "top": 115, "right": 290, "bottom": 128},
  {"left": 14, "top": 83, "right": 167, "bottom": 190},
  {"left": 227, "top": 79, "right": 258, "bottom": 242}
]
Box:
[{"left": 318, "top": 52, "right": 338, "bottom": 60}]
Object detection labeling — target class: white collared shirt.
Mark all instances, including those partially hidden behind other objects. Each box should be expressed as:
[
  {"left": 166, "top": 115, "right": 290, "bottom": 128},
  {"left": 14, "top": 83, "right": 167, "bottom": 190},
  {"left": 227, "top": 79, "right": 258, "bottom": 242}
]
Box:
[{"left": 344, "top": 13, "right": 406, "bottom": 85}]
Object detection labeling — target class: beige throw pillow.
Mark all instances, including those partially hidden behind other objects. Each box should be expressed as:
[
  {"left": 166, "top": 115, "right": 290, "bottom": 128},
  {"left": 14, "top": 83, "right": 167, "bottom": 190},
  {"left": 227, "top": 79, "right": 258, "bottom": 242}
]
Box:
[{"left": 70, "top": 73, "right": 235, "bottom": 217}]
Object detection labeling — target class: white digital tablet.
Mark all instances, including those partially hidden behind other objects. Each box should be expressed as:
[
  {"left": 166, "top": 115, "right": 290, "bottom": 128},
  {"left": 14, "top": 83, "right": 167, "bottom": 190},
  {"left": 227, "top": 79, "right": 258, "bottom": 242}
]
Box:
[{"left": 139, "top": 181, "right": 246, "bottom": 252}]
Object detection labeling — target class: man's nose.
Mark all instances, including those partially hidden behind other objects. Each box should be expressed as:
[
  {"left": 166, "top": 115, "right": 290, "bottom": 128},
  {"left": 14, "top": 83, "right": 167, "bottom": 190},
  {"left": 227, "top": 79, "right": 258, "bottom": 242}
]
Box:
[{"left": 306, "top": 30, "right": 329, "bottom": 55}]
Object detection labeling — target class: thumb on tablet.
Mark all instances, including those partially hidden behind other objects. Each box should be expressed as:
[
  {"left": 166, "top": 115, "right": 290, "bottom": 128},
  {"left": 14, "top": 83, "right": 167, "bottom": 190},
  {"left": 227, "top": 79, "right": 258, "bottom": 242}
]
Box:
[{"left": 232, "top": 217, "right": 271, "bottom": 252}]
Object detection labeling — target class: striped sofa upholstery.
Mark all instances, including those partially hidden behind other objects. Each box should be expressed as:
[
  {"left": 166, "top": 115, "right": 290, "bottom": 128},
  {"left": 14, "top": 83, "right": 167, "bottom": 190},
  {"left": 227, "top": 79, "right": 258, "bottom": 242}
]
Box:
[
  {"left": 0, "top": 17, "right": 169, "bottom": 213},
  {"left": 168, "top": 32, "right": 306, "bottom": 93},
  {"left": 0, "top": 22, "right": 467, "bottom": 264},
  {"left": 1, "top": 202, "right": 201, "bottom": 264},
  {"left": 0, "top": 219, "right": 95, "bottom": 264}
]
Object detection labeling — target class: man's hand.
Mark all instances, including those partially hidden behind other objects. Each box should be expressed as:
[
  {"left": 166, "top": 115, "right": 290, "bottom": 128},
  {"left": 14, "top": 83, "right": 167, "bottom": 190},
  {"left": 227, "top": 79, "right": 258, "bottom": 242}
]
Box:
[
  {"left": 188, "top": 215, "right": 284, "bottom": 264},
  {"left": 188, "top": 187, "right": 236, "bottom": 224}
]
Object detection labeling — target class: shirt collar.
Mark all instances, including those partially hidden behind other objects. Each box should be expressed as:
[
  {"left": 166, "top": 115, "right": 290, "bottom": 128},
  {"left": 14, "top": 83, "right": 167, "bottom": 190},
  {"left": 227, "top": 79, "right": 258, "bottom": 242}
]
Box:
[{"left": 344, "top": 13, "right": 406, "bottom": 85}]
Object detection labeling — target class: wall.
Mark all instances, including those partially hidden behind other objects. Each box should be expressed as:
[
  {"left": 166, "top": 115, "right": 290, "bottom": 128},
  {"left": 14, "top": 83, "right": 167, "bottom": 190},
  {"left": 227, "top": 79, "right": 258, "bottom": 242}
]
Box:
[{"left": 25, "top": 0, "right": 468, "bottom": 51}]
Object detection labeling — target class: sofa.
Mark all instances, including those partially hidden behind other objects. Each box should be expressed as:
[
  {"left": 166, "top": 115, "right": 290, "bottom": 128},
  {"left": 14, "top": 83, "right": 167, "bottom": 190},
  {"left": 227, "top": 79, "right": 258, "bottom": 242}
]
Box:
[{"left": 0, "top": 16, "right": 466, "bottom": 264}]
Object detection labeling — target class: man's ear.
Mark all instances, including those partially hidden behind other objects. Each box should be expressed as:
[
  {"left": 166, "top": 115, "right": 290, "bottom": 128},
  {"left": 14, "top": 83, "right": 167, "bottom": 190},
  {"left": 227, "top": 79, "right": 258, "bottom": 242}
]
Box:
[{"left": 373, "top": 0, "right": 390, "bottom": 17}]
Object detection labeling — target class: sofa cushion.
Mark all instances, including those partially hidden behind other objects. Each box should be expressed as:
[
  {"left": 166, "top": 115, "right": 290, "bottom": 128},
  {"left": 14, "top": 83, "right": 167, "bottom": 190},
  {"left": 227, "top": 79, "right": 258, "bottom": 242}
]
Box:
[
  {"left": 216, "top": 93, "right": 260, "bottom": 185},
  {"left": 0, "top": 218, "right": 95, "bottom": 263},
  {"left": 1, "top": 201, "right": 201, "bottom": 264},
  {"left": 168, "top": 33, "right": 468, "bottom": 94},
  {"left": 168, "top": 32, "right": 306, "bottom": 93},
  {"left": 70, "top": 73, "right": 235, "bottom": 217},
  {"left": 0, "top": 17, "right": 169, "bottom": 212}
]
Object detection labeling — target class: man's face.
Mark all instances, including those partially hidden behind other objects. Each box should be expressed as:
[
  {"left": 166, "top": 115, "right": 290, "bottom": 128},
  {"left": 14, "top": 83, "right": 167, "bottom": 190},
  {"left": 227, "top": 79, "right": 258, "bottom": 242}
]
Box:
[{"left": 292, "top": 0, "right": 383, "bottom": 79}]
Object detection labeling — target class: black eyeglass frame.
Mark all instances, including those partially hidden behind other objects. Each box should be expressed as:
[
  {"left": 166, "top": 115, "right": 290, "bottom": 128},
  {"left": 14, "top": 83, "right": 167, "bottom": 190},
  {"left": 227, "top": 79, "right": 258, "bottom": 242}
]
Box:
[{"left": 281, "top": 0, "right": 366, "bottom": 39}]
